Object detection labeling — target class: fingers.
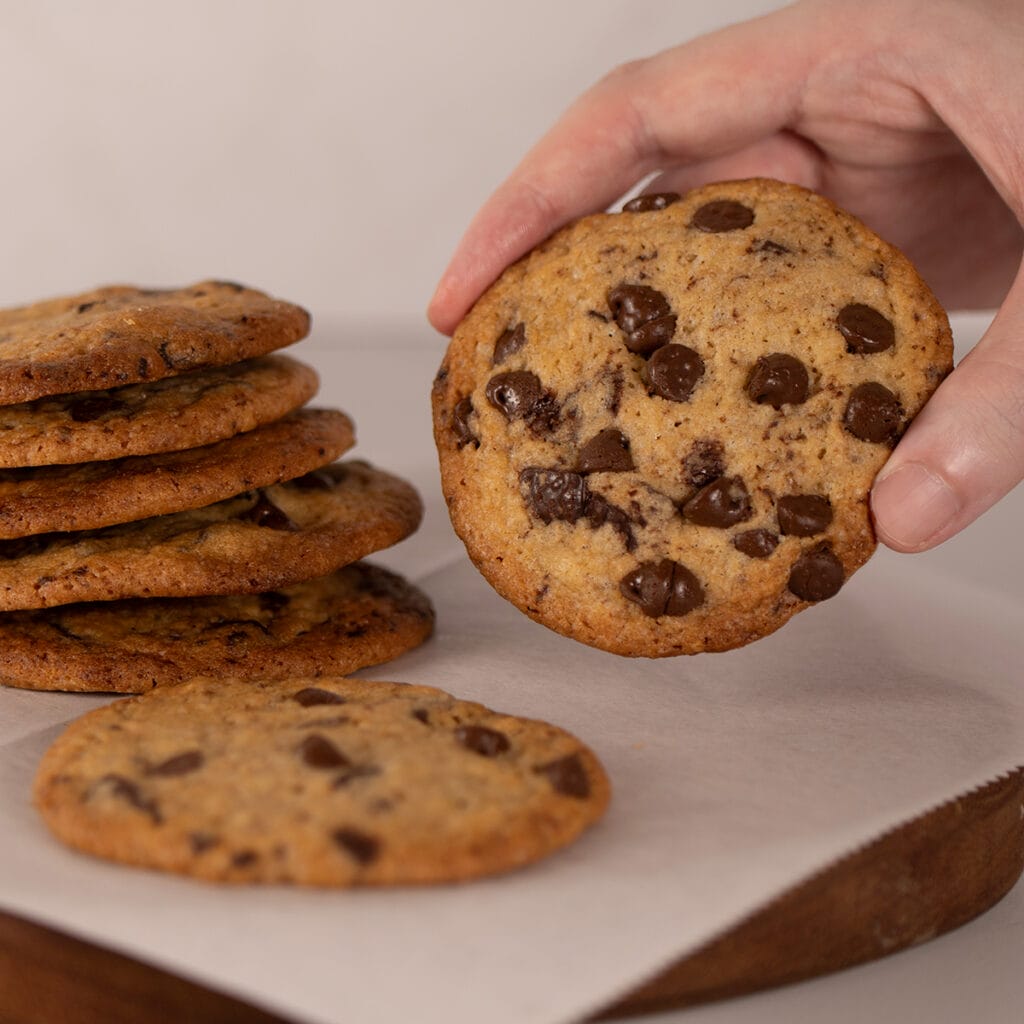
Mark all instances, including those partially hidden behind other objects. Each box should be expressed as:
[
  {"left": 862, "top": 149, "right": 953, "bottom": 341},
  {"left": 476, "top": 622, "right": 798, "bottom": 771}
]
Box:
[
  {"left": 871, "top": 264, "right": 1024, "bottom": 551},
  {"left": 427, "top": 5, "right": 819, "bottom": 335}
]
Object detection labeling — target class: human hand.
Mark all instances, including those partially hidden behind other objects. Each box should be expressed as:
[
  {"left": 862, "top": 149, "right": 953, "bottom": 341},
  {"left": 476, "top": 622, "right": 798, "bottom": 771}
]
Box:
[{"left": 428, "top": 0, "right": 1024, "bottom": 553}]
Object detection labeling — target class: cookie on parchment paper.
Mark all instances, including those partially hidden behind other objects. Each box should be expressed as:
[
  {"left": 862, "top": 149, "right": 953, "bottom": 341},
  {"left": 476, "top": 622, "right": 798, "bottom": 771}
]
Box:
[
  {"left": 0, "top": 461, "right": 422, "bottom": 610},
  {"left": 0, "top": 280, "right": 310, "bottom": 405},
  {"left": 0, "top": 562, "right": 434, "bottom": 693},
  {"left": 0, "top": 408, "right": 354, "bottom": 538},
  {"left": 34, "top": 674, "right": 609, "bottom": 885},
  {"left": 0, "top": 355, "right": 319, "bottom": 468},
  {"left": 432, "top": 178, "right": 953, "bottom": 656}
]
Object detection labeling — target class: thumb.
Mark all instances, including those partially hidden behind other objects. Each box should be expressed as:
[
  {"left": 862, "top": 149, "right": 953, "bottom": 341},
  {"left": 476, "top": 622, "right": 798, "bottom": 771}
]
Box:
[{"left": 871, "top": 264, "right": 1024, "bottom": 552}]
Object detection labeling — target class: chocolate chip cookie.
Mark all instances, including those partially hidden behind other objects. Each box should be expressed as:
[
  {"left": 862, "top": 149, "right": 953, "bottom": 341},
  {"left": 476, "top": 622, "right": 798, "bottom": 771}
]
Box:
[
  {"left": 0, "top": 461, "right": 422, "bottom": 610},
  {"left": 0, "top": 562, "right": 433, "bottom": 693},
  {"left": 0, "top": 408, "right": 354, "bottom": 538},
  {"left": 0, "top": 355, "right": 319, "bottom": 467},
  {"left": 433, "top": 179, "right": 953, "bottom": 656},
  {"left": 0, "top": 281, "right": 309, "bottom": 405},
  {"left": 33, "top": 675, "right": 609, "bottom": 885}
]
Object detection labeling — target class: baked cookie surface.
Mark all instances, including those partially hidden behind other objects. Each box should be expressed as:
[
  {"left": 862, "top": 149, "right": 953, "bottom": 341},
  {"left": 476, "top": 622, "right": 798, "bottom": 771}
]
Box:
[
  {"left": 0, "top": 355, "right": 319, "bottom": 467},
  {"left": 33, "top": 675, "right": 609, "bottom": 885},
  {"left": 0, "top": 562, "right": 433, "bottom": 693},
  {"left": 0, "top": 280, "right": 310, "bottom": 405},
  {"left": 0, "top": 408, "right": 354, "bottom": 538},
  {"left": 432, "top": 179, "right": 953, "bottom": 656},
  {"left": 0, "top": 460, "right": 422, "bottom": 610}
]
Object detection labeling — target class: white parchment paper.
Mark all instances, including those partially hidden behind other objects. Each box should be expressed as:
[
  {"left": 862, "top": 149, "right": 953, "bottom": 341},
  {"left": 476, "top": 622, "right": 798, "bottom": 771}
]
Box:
[{"left": 0, "top": 315, "right": 1019, "bottom": 1024}]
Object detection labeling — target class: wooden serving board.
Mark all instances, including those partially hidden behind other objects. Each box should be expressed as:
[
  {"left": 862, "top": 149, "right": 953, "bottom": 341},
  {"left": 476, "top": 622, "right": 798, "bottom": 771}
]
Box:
[{"left": 0, "top": 770, "right": 1021, "bottom": 1024}]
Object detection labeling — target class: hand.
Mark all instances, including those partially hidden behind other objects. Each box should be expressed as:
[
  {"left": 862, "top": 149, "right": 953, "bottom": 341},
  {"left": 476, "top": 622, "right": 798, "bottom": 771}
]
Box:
[{"left": 428, "top": 0, "right": 1024, "bottom": 553}]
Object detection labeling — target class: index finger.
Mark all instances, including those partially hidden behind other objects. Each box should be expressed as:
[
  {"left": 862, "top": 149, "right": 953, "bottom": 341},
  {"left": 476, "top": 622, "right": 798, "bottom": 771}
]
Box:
[{"left": 427, "top": 4, "right": 817, "bottom": 334}]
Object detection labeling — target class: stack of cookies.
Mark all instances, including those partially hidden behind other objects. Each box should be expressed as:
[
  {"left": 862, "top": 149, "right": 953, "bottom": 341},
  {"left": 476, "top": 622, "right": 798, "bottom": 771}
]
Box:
[
  {"left": 0, "top": 281, "right": 433, "bottom": 691},
  {"left": 9, "top": 281, "right": 610, "bottom": 886}
]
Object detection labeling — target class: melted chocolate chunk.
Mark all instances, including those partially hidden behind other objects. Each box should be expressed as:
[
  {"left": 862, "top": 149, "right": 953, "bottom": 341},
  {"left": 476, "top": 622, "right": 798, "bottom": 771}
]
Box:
[
  {"left": 485, "top": 371, "right": 558, "bottom": 431},
  {"left": 95, "top": 774, "right": 161, "bottom": 824},
  {"left": 452, "top": 396, "right": 478, "bottom": 448},
  {"left": 455, "top": 725, "right": 511, "bottom": 757},
  {"left": 293, "top": 687, "right": 347, "bottom": 707},
  {"left": 682, "top": 477, "right": 753, "bottom": 528},
  {"left": 584, "top": 492, "right": 636, "bottom": 551},
  {"left": 683, "top": 439, "right": 725, "bottom": 488},
  {"left": 299, "top": 734, "right": 351, "bottom": 769},
  {"left": 577, "top": 428, "right": 634, "bottom": 473},
  {"left": 147, "top": 750, "right": 204, "bottom": 777},
  {"left": 691, "top": 199, "right": 755, "bottom": 232},
  {"left": 619, "top": 558, "right": 705, "bottom": 617},
  {"left": 748, "top": 238, "right": 790, "bottom": 255},
  {"left": 485, "top": 371, "right": 543, "bottom": 419},
  {"left": 607, "top": 284, "right": 677, "bottom": 355},
  {"left": 745, "top": 353, "right": 809, "bottom": 408},
  {"left": 534, "top": 753, "right": 590, "bottom": 798},
  {"left": 331, "top": 764, "right": 381, "bottom": 789},
  {"left": 777, "top": 495, "right": 833, "bottom": 536},
  {"left": 788, "top": 543, "right": 845, "bottom": 601},
  {"left": 520, "top": 468, "right": 588, "bottom": 523},
  {"left": 622, "top": 192, "right": 680, "bottom": 213},
  {"left": 733, "top": 529, "right": 779, "bottom": 558},
  {"left": 492, "top": 323, "right": 526, "bottom": 366},
  {"left": 520, "top": 468, "right": 635, "bottom": 548},
  {"left": 239, "top": 493, "right": 298, "bottom": 531},
  {"left": 288, "top": 469, "right": 335, "bottom": 490},
  {"left": 837, "top": 303, "right": 895, "bottom": 354},
  {"left": 333, "top": 827, "right": 380, "bottom": 865},
  {"left": 67, "top": 395, "right": 126, "bottom": 422},
  {"left": 844, "top": 382, "right": 903, "bottom": 443},
  {"left": 643, "top": 343, "right": 705, "bottom": 402}
]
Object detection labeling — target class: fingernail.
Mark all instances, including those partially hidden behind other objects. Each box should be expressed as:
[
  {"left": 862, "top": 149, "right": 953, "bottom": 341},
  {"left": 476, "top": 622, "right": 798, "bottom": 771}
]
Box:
[{"left": 871, "top": 462, "right": 960, "bottom": 550}]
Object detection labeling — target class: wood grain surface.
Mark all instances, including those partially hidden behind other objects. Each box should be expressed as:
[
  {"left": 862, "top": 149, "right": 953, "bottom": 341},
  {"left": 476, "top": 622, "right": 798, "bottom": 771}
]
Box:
[{"left": 0, "top": 769, "right": 1020, "bottom": 1024}]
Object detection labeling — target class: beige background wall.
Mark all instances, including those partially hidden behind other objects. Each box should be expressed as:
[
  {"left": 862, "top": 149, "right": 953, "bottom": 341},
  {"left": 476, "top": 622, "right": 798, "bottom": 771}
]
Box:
[{"left": 0, "top": 0, "right": 784, "bottom": 325}]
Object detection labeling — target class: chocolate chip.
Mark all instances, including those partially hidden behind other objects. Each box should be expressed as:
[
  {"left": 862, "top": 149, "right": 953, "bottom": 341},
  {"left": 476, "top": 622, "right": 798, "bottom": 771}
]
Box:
[
  {"left": 683, "top": 439, "right": 725, "bottom": 488},
  {"left": 331, "top": 765, "right": 382, "bottom": 789},
  {"left": 748, "top": 238, "right": 790, "bottom": 255},
  {"left": 837, "top": 304, "right": 895, "bottom": 354},
  {"left": 844, "top": 382, "right": 903, "bottom": 443},
  {"left": 76, "top": 300, "right": 99, "bottom": 314},
  {"left": 293, "top": 687, "right": 346, "bottom": 707},
  {"left": 520, "top": 467, "right": 588, "bottom": 523},
  {"left": 778, "top": 495, "right": 833, "bottom": 536},
  {"left": 333, "top": 827, "right": 380, "bottom": 865},
  {"left": 189, "top": 831, "right": 220, "bottom": 854},
  {"left": 619, "top": 558, "right": 704, "bottom": 617},
  {"left": 492, "top": 323, "right": 526, "bottom": 366},
  {"left": 520, "top": 468, "right": 635, "bottom": 549},
  {"left": 745, "top": 353, "right": 809, "bottom": 408},
  {"left": 239, "top": 493, "right": 298, "bottom": 530},
  {"left": 288, "top": 469, "right": 335, "bottom": 490},
  {"left": 643, "top": 343, "right": 705, "bottom": 402},
  {"left": 95, "top": 774, "right": 162, "bottom": 824},
  {"left": 147, "top": 750, "right": 204, "bottom": 777},
  {"left": 411, "top": 708, "right": 430, "bottom": 724},
  {"left": 682, "top": 476, "right": 753, "bottom": 528},
  {"left": 452, "top": 396, "right": 478, "bottom": 448},
  {"left": 534, "top": 753, "right": 590, "bottom": 798},
  {"left": 691, "top": 200, "right": 755, "bottom": 232},
  {"left": 607, "top": 284, "right": 677, "bottom": 355},
  {"left": 232, "top": 850, "right": 259, "bottom": 868},
  {"left": 67, "top": 395, "right": 126, "bottom": 422},
  {"left": 455, "top": 725, "right": 510, "bottom": 757},
  {"left": 299, "top": 734, "right": 351, "bottom": 769},
  {"left": 733, "top": 529, "right": 779, "bottom": 558},
  {"left": 578, "top": 429, "right": 634, "bottom": 473},
  {"left": 788, "top": 543, "right": 845, "bottom": 601},
  {"left": 485, "top": 371, "right": 559, "bottom": 431},
  {"left": 622, "top": 192, "right": 680, "bottom": 213}
]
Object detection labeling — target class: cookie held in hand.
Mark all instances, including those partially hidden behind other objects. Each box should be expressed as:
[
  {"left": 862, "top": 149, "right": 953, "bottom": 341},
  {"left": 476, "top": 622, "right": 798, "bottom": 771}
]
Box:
[
  {"left": 432, "top": 179, "right": 953, "bottom": 656},
  {"left": 34, "top": 675, "right": 609, "bottom": 885}
]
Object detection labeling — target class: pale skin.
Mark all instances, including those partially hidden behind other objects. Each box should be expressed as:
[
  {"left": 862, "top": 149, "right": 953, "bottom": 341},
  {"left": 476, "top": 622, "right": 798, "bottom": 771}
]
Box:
[{"left": 428, "top": 0, "right": 1024, "bottom": 553}]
